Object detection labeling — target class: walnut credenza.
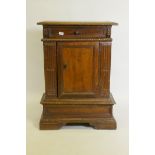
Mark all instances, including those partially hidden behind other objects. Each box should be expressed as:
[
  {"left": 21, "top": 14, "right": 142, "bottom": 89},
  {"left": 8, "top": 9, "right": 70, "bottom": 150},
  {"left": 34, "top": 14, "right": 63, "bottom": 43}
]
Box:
[{"left": 37, "top": 21, "right": 118, "bottom": 129}]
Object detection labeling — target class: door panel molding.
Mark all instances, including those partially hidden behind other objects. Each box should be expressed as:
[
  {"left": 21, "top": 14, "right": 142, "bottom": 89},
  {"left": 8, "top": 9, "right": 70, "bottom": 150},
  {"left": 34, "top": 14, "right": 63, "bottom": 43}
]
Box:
[{"left": 57, "top": 42, "right": 99, "bottom": 98}]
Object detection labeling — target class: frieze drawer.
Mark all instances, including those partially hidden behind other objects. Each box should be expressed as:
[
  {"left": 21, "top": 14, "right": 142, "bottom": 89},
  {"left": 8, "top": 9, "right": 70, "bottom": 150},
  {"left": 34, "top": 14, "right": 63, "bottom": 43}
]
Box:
[{"left": 43, "top": 26, "right": 111, "bottom": 38}]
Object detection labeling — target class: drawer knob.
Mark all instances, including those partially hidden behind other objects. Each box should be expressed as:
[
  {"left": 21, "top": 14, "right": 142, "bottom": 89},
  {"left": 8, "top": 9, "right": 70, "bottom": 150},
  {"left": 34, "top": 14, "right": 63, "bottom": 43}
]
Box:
[
  {"left": 58, "top": 32, "right": 64, "bottom": 36},
  {"left": 63, "top": 64, "right": 67, "bottom": 69},
  {"left": 74, "top": 31, "right": 80, "bottom": 35}
]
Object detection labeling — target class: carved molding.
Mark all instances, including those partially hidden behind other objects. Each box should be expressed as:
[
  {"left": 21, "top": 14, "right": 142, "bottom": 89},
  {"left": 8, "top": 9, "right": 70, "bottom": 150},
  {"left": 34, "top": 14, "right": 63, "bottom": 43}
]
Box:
[
  {"left": 106, "top": 26, "right": 111, "bottom": 37},
  {"left": 44, "top": 42, "right": 57, "bottom": 97},
  {"left": 41, "top": 38, "right": 112, "bottom": 42}
]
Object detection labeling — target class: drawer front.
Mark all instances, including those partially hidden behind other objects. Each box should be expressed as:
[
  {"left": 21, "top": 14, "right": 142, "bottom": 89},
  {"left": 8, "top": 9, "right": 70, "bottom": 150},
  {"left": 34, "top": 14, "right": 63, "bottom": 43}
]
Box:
[{"left": 43, "top": 26, "right": 110, "bottom": 38}]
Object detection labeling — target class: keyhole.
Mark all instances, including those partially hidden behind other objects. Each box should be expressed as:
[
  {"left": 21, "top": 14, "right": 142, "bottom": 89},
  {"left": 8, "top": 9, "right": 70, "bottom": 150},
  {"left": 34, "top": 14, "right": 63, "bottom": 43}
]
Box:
[{"left": 63, "top": 64, "right": 67, "bottom": 69}]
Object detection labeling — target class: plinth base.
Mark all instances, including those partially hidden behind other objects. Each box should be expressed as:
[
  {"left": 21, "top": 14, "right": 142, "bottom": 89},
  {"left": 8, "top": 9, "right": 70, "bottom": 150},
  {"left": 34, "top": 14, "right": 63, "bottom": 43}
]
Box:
[{"left": 39, "top": 94, "right": 117, "bottom": 130}]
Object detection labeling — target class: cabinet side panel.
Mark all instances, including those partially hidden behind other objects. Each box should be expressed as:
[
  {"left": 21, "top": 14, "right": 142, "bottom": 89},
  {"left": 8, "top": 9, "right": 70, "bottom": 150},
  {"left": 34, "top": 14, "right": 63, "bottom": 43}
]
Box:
[
  {"left": 100, "top": 42, "right": 111, "bottom": 97},
  {"left": 43, "top": 42, "right": 57, "bottom": 97}
]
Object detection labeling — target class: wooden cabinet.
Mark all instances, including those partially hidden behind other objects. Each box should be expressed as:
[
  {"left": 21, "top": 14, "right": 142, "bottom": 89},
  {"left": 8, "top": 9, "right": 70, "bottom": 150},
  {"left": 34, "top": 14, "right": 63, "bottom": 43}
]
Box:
[{"left": 37, "top": 21, "right": 118, "bottom": 129}]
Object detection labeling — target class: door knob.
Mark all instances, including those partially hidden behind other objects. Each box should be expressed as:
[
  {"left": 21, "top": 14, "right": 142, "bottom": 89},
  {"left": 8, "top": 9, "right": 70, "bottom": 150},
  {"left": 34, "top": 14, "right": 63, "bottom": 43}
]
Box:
[{"left": 63, "top": 64, "right": 67, "bottom": 69}]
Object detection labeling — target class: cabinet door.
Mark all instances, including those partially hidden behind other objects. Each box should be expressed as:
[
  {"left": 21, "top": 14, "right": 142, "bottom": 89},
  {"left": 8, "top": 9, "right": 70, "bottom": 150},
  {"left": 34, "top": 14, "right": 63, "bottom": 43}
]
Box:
[{"left": 57, "top": 42, "right": 99, "bottom": 98}]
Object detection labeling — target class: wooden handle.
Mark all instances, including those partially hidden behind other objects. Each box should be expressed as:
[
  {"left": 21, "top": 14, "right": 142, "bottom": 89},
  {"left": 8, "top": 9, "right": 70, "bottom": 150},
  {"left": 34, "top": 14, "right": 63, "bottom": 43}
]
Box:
[
  {"left": 63, "top": 64, "right": 67, "bottom": 69},
  {"left": 74, "top": 31, "right": 80, "bottom": 35}
]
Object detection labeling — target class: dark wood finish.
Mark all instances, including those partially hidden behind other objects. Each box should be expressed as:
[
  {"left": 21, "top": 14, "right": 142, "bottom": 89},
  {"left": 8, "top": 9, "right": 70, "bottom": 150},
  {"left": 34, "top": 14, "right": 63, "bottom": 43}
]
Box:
[
  {"left": 42, "top": 26, "right": 108, "bottom": 38},
  {"left": 57, "top": 42, "right": 99, "bottom": 98},
  {"left": 43, "top": 42, "right": 57, "bottom": 98},
  {"left": 37, "top": 21, "right": 118, "bottom": 26},
  {"left": 37, "top": 21, "right": 118, "bottom": 129},
  {"left": 41, "top": 38, "right": 112, "bottom": 42},
  {"left": 100, "top": 42, "right": 111, "bottom": 97},
  {"left": 40, "top": 93, "right": 116, "bottom": 129}
]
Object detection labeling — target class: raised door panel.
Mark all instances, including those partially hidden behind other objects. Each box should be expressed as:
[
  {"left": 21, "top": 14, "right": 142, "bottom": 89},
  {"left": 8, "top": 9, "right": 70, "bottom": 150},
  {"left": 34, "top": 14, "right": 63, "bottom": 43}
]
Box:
[{"left": 57, "top": 42, "right": 99, "bottom": 98}]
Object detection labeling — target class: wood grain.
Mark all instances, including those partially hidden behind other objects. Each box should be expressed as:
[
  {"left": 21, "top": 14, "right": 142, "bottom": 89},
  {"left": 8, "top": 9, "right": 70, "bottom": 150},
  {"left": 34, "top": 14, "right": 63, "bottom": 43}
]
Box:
[
  {"left": 37, "top": 21, "right": 118, "bottom": 26},
  {"left": 100, "top": 42, "right": 111, "bottom": 97},
  {"left": 57, "top": 42, "right": 99, "bottom": 98},
  {"left": 43, "top": 42, "right": 57, "bottom": 97},
  {"left": 38, "top": 22, "right": 118, "bottom": 129}
]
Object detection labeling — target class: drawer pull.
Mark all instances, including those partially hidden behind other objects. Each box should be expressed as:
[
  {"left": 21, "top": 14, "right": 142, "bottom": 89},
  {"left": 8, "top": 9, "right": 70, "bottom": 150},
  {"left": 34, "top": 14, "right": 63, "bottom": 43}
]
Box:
[
  {"left": 58, "top": 32, "right": 64, "bottom": 36},
  {"left": 63, "top": 64, "right": 67, "bottom": 69},
  {"left": 74, "top": 31, "right": 80, "bottom": 35}
]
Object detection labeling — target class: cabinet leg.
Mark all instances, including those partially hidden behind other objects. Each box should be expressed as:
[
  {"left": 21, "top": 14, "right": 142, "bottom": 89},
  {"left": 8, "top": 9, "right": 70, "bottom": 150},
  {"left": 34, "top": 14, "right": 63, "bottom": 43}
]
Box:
[
  {"left": 90, "top": 118, "right": 117, "bottom": 130},
  {"left": 39, "top": 114, "right": 65, "bottom": 130},
  {"left": 40, "top": 122, "right": 64, "bottom": 130}
]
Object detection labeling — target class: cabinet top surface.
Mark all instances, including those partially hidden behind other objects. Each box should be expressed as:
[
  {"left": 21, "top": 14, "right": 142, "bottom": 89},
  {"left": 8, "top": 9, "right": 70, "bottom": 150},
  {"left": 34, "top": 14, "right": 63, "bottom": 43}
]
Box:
[{"left": 37, "top": 21, "right": 118, "bottom": 26}]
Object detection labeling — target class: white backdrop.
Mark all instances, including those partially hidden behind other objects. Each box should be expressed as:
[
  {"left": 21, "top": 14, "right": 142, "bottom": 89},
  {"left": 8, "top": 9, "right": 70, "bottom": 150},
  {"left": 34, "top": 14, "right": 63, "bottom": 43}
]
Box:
[{"left": 27, "top": 0, "right": 128, "bottom": 155}]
